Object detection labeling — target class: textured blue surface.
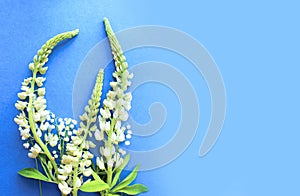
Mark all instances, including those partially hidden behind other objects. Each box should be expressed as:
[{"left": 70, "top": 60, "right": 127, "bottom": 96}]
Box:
[{"left": 1, "top": 0, "right": 300, "bottom": 195}]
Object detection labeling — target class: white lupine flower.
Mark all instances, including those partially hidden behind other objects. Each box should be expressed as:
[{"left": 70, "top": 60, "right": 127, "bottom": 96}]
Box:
[
  {"left": 119, "top": 110, "right": 129, "bottom": 121},
  {"left": 96, "top": 157, "right": 105, "bottom": 170},
  {"left": 22, "top": 77, "right": 32, "bottom": 86},
  {"left": 115, "top": 158, "right": 123, "bottom": 167},
  {"left": 14, "top": 115, "right": 28, "bottom": 127},
  {"left": 101, "top": 147, "right": 110, "bottom": 157},
  {"left": 114, "top": 120, "right": 121, "bottom": 131},
  {"left": 23, "top": 143, "right": 30, "bottom": 149},
  {"left": 36, "top": 129, "right": 42, "bottom": 138},
  {"left": 118, "top": 148, "right": 127, "bottom": 156},
  {"left": 44, "top": 133, "right": 58, "bottom": 147},
  {"left": 58, "top": 181, "right": 72, "bottom": 195},
  {"left": 17, "top": 92, "right": 28, "bottom": 100},
  {"left": 28, "top": 144, "right": 42, "bottom": 158},
  {"left": 88, "top": 141, "right": 96, "bottom": 148},
  {"left": 107, "top": 159, "right": 114, "bottom": 168},
  {"left": 33, "top": 113, "right": 41, "bottom": 122},
  {"left": 82, "top": 151, "right": 93, "bottom": 159},
  {"left": 95, "top": 129, "right": 104, "bottom": 141},
  {"left": 118, "top": 133, "right": 125, "bottom": 142},
  {"left": 35, "top": 77, "right": 46, "bottom": 87},
  {"left": 58, "top": 123, "right": 65, "bottom": 132},
  {"left": 54, "top": 154, "right": 58, "bottom": 159},
  {"left": 20, "top": 128, "right": 30, "bottom": 140},
  {"left": 84, "top": 160, "right": 92, "bottom": 167},
  {"left": 125, "top": 141, "right": 130, "bottom": 146},
  {"left": 71, "top": 136, "right": 82, "bottom": 146},
  {"left": 107, "top": 91, "right": 117, "bottom": 99},
  {"left": 111, "top": 132, "right": 117, "bottom": 143},
  {"left": 37, "top": 88, "right": 45, "bottom": 96},
  {"left": 110, "top": 82, "right": 118, "bottom": 89},
  {"left": 100, "top": 108, "right": 110, "bottom": 119},
  {"left": 103, "top": 99, "right": 116, "bottom": 109},
  {"left": 34, "top": 97, "right": 47, "bottom": 111},
  {"left": 83, "top": 168, "right": 92, "bottom": 177},
  {"left": 29, "top": 63, "right": 34, "bottom": 70},
  {"left": 58, "top": 174, "right": 68, "bottom": 181},
  {"left": 72, "top": 119, "right": 77, "bottom": 125},
  {"left": 126, "top": 134, "right": 131, "bottom": 139},
  {"left": 64, "top": 164, "right": 73, "bottom": 174},
  {"left": 61, "top": 155, "right": 77, "bottom": 164},
  {"left": 40, "top": 121, "right": 50, "bottom": 131},
  {"left": 76, "top": 178, "right": 82, "bottom": 188},
  {"left": 127, "top": 130, "right": 133, "bottom": 135},
  {"left": 99, "top": 119, "right": 105, "bottom": 130},
  {"left": 15, "top": 101, "right": 27, "bottom": 110}
]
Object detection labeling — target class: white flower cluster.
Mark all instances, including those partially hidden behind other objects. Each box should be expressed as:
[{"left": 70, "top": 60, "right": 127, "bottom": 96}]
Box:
[
  {"left": 14, "top": 75, "right": 51, "bottom": 158},
  {"left": 14, "top": 73, "right": 94, "bottom": 195},
  {"left": 55, "top": 117, "right": 96, "bottom": 195},
  {"left": 95, "top": 63, "right": 133, "bottom": 171}
]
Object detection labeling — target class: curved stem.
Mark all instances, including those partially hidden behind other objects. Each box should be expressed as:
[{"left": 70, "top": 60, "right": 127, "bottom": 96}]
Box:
[{"left": 28, "top": 71, "right": 58, "bottom": 177}]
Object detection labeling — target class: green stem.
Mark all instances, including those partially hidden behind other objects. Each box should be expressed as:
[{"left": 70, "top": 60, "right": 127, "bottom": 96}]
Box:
[
  {"left": 106, "top": 118, "right": 116, "bottom": 185},
  {"left": 35, "top": 159, "right": 43, "bottom": 196},
  {"left": 28, "top": 70, "right": 59, "bottom": 176}
]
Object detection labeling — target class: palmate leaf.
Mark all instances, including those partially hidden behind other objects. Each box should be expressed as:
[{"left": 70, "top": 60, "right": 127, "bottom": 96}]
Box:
[
  {"left": 117, "top": 184, "right": 148, "bottom": 195},
  {"left": 111, "top": 164, "right": 140, "bottom": 193},
  {"left": 80, "top": 180, "right": 109, "bottom": 192},
  {"left": 18, "top": 168, "right": 52, "bottom": 182}
]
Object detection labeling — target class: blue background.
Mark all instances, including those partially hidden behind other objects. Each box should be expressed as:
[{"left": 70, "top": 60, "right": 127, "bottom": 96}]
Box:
[{"left": 1, "top": 0, "right": 300, "bottom": 195}]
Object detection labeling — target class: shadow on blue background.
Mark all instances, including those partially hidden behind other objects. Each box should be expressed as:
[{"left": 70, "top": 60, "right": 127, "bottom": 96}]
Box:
[{"left": 1, "top": 0, "right": 300, "bottom": 195}]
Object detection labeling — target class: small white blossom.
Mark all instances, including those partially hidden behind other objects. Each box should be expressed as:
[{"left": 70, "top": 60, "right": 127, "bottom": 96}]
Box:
[
  {"left": 20, "top": 128, "right": 30, "bottom": 140},
  {"left": 83, "top": 168, "right": 92, "bottom": 177},
  {"left": 28, "top": 144, "right": 42, "bottom": 158},
  {"left": 23, "top": 143, "right": 30, "bottom": 149},
  {"left": 103, "top": 99, "right": 116, "bottom": 110},
  {"left": 15, "top": 101, "right": 27, "bottom": 110},
  {"left": 40, "top": 121, "right": 50, "bottom": 131},
  {"left": 44, "top": 133, "right": 58, "bottom": 147},
  {"left": 125, "top": 141, "right": 130, "bottom": 146},
  {"left": 107, "top": 159, "right": 114, "bottom": 168},
  {"left": 37, "top": 88, "right": 45, "bottom": 96},
  {"left": 35, "top": 77, "right": 46, "bottom": 87},
  {"left": 22, "top": 77, "right": 32, "bottom": 86},
  {"left": 76, "top": 178, "right": 82, "bottom": 188},
  {"left": 58, "top": 181, "right": 72, "bottom": 195},
  {"left": 96, "top": 157, "right": 105, "bottom": 170},
  {"left": 126, "top": 134, "right": 131, "bottom": 139},
  {"left": 58, "top": 174, "right": 68, "bottom": 181},
  {"left": 17, "top": 92, "right": 28, "bottom": 100},
  {"left": 95, "top": 129, "right": 104, "bottom": 141},
  {"left": 100, "top": 108, "right": 111, "bottom": 119},
  {"left": 36, "top": 129, "right": 42, "bottom": 138}
]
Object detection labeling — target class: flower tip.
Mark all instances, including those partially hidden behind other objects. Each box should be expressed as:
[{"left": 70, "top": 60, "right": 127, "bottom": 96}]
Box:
[
  {"left": 74, "top": 28, "right": 79, "bottom": 34},
  {"left": 103, "top": 17, "right": 109, "bottom": 23}
]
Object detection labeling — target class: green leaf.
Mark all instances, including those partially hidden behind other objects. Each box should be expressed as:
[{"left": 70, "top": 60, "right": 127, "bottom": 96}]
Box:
[
  {"left": 111, "top": 164, "right": 140, "bottom": 193},
  {"left": 18, "top": 168, "right": 51, "bottom": 182},
  {"left": 80, "top": 180, "right": 109, "bottom": 192},
  {"left": 111, "top": 154, "right": 130, "bottom": 188},
  {"left": 91, "top": 170, "right": 107, "bottom": 184},
  {"left": 117, "top": 184, "right": 148, "bottom": 195}
]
